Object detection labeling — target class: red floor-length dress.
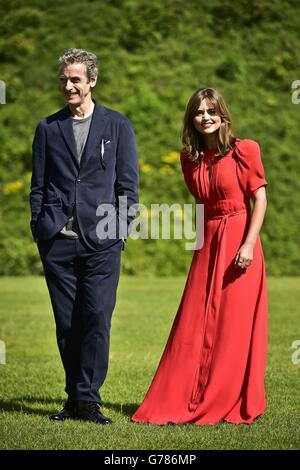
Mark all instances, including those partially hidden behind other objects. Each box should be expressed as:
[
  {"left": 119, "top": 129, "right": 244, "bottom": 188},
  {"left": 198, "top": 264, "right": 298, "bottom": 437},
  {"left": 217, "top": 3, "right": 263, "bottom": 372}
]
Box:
[{"left": 132, "top": 139, "right": 268, "bottom": 425}]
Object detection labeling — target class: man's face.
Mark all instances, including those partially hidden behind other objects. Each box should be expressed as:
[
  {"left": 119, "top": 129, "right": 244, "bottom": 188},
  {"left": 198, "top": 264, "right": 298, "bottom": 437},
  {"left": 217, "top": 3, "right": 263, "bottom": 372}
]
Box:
[{"left": 59, "top": 63, "right": 97, "bottom": 106}]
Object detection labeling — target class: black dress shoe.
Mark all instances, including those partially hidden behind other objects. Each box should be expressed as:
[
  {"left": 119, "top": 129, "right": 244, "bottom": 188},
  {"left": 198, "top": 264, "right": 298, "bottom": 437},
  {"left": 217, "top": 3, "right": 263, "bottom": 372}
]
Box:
[
  {"left": 49, "top": 400, "right": 76, "bottom": 421},
  {"left": 77, "top": 401, "right": 112, "bottom": 424}
]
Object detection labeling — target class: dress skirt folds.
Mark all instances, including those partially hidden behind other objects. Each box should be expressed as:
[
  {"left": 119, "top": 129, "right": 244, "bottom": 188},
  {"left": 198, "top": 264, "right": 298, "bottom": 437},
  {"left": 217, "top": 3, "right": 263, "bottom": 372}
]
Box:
[{"left": 132, "top": 139, "right": 268, "bottom": 425}]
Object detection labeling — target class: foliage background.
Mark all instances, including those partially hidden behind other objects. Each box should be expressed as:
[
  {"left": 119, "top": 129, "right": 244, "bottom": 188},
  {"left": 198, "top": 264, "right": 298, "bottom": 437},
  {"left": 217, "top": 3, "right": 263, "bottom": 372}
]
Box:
[{"left": 0, "top": 0, "right": 299, "bottom": 276}]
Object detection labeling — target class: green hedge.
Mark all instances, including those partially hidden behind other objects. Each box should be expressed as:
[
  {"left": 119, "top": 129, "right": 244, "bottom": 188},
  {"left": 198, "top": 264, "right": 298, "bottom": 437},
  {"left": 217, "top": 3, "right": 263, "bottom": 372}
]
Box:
[{"left": 0, "top": 0, "right": 299, "bottom": 275}]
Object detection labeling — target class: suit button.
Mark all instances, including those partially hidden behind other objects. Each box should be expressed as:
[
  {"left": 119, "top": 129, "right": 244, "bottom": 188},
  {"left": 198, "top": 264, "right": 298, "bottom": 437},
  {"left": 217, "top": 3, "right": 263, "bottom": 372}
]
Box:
[
  {"left": 71, "top": 202, "right": 75, "bottom": 207},
  {"left": 76, "top": 178, "right": 81, "bottom": 183}
]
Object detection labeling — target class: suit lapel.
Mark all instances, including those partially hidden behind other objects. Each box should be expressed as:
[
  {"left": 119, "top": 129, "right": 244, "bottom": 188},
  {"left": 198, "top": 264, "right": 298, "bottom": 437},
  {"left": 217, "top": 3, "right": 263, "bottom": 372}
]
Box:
[
  {"left": 57, "top": 106, "right": 80, "bottom": 170},
  {"left": 80, "top": 101, "right": 109, "bottom": 168}
]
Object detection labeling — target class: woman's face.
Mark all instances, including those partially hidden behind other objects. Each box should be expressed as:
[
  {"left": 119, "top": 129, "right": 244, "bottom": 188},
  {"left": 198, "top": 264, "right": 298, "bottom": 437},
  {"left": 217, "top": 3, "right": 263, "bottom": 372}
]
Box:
[{"left": 193, "top": 98, "right": 222, "bottom": 136}]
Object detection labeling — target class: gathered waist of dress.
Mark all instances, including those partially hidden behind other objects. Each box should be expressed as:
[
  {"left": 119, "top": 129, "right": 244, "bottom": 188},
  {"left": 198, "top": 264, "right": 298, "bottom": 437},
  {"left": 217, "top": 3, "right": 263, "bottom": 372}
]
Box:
[{"left": 196, "top": 199, "right": 250, "bottom": 220}]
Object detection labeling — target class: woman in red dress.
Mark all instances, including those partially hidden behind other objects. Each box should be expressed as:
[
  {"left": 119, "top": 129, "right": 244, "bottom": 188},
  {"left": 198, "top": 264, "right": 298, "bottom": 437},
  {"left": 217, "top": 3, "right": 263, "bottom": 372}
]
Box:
[{"left": 132, "top": 88, "right": 268, "bottom": 425}]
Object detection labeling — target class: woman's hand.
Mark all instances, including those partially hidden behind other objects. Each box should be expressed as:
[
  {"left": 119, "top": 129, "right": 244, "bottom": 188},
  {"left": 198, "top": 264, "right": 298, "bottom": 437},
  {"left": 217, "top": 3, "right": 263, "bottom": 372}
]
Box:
[{"left": 234, "top": 243, "right": 254, "bottom": 269}]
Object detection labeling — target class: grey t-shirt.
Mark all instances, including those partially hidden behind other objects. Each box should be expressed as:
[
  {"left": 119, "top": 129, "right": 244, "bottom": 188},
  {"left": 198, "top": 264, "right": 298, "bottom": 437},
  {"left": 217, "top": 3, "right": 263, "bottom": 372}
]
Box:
[
  {"left": 72, "top": 113, "right": 93, "bottom": 164},
  {"left": 60, "top": 113, "right": 93, "bottom": 238}
]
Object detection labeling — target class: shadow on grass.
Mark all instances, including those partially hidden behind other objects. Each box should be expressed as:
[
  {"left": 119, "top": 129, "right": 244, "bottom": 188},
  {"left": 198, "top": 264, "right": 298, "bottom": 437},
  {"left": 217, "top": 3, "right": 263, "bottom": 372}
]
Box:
[
  {"left": 104, "top": 402, "right": 139, "bottom": 417},
  {"left": 0, "top": 397, "right": 139, "bottom": 418},
  {"left": 0, "top": 396, "right": 64, "bottom": 416}
]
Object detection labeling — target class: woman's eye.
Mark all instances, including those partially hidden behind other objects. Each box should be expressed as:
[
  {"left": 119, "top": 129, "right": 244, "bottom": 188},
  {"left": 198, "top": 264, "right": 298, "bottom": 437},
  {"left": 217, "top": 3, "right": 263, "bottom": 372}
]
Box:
[{"left": 195, "top": 109, "right": 217, "bottom": 117}]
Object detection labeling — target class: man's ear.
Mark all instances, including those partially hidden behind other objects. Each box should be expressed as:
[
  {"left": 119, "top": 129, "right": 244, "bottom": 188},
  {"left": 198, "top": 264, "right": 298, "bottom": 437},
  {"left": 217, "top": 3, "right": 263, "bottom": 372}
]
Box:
[{"left": 90, "top": 75, "right": 97, "bottom": 89}]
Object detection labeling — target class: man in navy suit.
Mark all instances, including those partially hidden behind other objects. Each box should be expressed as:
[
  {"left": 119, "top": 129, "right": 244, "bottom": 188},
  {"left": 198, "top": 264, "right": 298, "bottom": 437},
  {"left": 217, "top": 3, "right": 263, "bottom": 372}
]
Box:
[{"left": 30, "top": 48, "right": 139, "bottom": 424}]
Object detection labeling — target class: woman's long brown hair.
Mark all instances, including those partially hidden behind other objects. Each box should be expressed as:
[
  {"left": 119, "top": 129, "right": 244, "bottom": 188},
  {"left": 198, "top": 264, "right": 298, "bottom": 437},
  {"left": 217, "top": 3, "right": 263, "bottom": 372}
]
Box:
[{"left": 182, "top": 88, "right": 236, "bottom": 162}]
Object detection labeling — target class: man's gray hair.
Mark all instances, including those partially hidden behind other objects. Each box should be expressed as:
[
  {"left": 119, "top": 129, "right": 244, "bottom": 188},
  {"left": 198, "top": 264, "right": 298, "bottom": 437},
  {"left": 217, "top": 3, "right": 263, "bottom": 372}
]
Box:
[{"left": 58, "top": 48, "right": 99, "bottom": 81}]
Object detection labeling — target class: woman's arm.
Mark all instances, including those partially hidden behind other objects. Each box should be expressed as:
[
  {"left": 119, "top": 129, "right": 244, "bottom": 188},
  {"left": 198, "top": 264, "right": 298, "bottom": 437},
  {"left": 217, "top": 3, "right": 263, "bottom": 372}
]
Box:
[{"left": 234, "top": 186, "right": 267, "bottom": 269}]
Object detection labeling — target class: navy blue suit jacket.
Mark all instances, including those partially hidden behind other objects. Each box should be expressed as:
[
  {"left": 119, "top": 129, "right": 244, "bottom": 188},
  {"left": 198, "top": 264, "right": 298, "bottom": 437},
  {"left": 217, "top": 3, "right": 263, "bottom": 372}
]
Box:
[{"left": 30, "top": 101, "right": 139, "bottom": 250}]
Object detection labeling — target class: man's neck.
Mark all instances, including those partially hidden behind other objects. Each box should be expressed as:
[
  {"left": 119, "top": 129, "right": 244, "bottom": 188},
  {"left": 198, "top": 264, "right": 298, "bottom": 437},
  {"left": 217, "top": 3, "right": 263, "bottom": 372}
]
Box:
[{"left": 69, "top": 99, "right": 94, "bottom": 119}]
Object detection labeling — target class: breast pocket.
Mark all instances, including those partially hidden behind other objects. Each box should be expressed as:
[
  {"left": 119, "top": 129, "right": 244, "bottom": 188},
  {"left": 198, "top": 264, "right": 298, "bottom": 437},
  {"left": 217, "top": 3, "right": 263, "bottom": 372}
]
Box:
[{"left": 98, "top": 138, "right": 114, "bottom": 170}]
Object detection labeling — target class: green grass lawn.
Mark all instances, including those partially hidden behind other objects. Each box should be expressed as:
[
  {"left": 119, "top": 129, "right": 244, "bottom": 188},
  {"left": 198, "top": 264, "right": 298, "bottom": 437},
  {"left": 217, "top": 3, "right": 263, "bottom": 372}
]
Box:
[{"left": 0, "top": 275, "right": 299, "bottom": 450}]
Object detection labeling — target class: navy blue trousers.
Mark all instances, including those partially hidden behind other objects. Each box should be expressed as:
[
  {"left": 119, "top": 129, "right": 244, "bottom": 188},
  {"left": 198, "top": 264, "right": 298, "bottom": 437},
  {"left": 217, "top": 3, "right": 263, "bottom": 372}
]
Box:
[{"left": 37, "top": 236, "right": 122, "bottom": 403}]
